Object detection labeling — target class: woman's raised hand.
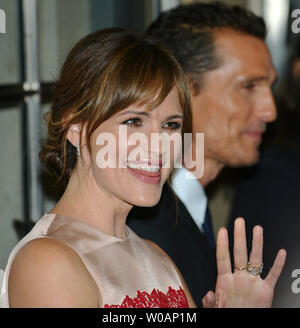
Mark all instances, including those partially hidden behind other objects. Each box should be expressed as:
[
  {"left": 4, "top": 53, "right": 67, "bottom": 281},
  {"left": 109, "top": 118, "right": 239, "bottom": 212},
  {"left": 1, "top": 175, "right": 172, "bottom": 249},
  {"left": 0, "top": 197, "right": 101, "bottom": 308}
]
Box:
[{"left": 202, "top": 218, "right": 286, "bottom": 308}]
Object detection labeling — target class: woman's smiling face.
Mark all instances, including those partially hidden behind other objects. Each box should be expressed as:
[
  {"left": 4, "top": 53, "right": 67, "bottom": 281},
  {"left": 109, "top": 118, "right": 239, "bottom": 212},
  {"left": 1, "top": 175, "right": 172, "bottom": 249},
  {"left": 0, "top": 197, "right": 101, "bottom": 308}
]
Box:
[{"left": 88, "top": 87, "right": 184, "bottom": 207}]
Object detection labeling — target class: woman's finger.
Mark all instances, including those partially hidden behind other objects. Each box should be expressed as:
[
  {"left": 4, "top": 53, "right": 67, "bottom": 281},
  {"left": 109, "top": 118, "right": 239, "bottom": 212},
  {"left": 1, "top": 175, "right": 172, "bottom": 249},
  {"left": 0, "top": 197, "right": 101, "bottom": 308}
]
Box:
[
  {"left": 216, "top": 227, "right": 232, "bottom": 275},
  {"left": 265, "top": 249, "right": 287, "bottom": 289},
  {"left": 233, "top": 218, "right": 248, "bottom": 270},
  {"left": 202, "top": 290, "right": 216, "bottom": 308},
  {"left": 249, "top": 225, "right": 263, "bottom": 268}
]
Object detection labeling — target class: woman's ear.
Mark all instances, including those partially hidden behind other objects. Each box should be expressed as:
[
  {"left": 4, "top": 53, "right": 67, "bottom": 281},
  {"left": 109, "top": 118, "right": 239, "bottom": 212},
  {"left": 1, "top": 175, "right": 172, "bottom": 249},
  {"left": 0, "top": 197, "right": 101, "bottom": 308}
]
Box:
[{"left": 66, "top": 123, "right": 82, "bottom": 147}]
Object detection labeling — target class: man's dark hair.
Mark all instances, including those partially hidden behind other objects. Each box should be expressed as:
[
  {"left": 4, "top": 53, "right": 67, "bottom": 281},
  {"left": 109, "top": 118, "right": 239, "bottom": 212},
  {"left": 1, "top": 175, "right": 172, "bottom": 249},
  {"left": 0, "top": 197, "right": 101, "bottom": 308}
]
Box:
[{"left": 146, "top": 1, "right": 267, "bottom": 93}]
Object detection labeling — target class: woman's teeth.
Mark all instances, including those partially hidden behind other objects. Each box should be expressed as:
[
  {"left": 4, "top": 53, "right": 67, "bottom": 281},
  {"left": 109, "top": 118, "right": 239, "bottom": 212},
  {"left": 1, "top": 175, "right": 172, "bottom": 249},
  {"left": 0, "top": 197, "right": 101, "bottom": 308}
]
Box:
[{"left": 127, "top": 162, "right": 160, "bottom": 172}]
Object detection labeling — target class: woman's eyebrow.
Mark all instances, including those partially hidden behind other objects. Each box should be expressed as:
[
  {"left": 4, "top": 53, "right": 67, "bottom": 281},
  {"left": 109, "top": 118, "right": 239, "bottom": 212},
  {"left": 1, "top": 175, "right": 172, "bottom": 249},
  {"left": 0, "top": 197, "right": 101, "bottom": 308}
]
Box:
[
  {"left": 164, "top": 114, "right": 184, "bottom": 121},
  {"left": 117, "top": 110, "right": 151, "bottom": 117}
]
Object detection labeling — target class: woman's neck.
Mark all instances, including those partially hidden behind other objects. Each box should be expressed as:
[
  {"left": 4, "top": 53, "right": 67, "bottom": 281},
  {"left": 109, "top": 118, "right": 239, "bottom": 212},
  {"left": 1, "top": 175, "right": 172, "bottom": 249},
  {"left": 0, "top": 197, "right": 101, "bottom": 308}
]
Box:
[{"left": 50, "top": 167, "right": 132, "bottom": 239}]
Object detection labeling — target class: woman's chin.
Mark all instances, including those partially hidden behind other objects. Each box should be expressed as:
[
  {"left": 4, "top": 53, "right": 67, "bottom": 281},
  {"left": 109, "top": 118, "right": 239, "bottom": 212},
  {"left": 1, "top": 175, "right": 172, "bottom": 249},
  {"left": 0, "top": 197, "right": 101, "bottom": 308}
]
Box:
[{"left": 129, "top": 192, "right": 161, "bottom": 208}]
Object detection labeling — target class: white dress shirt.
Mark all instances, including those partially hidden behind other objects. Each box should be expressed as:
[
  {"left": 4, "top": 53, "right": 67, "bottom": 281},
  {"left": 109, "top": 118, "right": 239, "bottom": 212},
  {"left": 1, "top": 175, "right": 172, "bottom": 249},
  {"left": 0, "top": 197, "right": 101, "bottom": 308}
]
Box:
[{"left": 171, "top": 167, "right": 207, "bottom": 232}]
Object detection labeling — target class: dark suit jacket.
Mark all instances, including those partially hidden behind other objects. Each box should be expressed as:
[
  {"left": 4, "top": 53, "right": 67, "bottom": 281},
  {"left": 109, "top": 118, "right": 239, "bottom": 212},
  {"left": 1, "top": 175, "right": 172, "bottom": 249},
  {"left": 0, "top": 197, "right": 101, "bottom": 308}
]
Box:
[
  {"left": 228, "top": 144, "right": 300, "bottom": 307},
  {"left": 127, "top": 184, "right": 217, "bottom": 307}
]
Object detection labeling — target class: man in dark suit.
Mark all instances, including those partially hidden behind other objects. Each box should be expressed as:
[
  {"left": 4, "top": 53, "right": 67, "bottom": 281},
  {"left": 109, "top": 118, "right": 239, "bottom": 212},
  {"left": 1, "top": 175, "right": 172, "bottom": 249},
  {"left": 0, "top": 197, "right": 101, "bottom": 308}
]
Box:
[
  {"left": 128, "top": 2, "right": 278, "bottom": 307},
  {"left": 228, "top": 145, "right": 300, "bottom": 308},
  {"left": 228, "top": 37, "right": 300, "bottom": 307}
]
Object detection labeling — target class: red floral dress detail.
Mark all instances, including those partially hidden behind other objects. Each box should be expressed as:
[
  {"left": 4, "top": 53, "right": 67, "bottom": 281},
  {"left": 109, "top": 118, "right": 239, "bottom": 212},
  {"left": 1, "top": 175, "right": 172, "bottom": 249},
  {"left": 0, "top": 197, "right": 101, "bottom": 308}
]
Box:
[{"left": 104, "top": 286, "right": 189, "bottom": 308}]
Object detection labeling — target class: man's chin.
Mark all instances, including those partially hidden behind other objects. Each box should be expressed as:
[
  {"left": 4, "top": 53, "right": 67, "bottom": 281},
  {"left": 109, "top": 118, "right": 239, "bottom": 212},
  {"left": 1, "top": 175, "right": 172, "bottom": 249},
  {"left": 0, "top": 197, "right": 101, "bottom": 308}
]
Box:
[{"left": 226, "top": 151, "right": 260, "bottom": 168}]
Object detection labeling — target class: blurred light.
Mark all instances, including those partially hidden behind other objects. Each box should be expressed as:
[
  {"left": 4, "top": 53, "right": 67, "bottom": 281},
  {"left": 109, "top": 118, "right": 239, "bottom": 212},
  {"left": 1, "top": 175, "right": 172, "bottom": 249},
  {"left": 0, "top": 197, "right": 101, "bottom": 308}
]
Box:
[
  {"left": 263, "top": 0, "right": 290, "bottom": 77},
  {"left": 264, "top": 0, "right": 289, "bottom": 44},
  {"left": 160, "top": 0, "right": 180, "bottom": 12}
]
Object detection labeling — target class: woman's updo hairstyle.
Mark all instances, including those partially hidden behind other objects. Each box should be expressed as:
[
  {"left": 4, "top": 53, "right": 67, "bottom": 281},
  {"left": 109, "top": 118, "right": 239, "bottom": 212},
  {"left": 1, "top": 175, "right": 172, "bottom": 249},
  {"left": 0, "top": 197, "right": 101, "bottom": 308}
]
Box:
[{"left": 40, "top": 28, "right": 192, "bottom": 185}]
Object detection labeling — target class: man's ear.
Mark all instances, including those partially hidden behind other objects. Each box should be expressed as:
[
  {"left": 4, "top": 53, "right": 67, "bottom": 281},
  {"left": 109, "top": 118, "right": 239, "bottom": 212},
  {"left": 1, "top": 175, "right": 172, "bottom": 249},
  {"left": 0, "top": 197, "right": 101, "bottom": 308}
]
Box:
[
  {"left": 188, "top": 79, "right": 200, "bottom": 97},
  {"left": 66, "top": 123, "right": 82, "bottom": 147}
]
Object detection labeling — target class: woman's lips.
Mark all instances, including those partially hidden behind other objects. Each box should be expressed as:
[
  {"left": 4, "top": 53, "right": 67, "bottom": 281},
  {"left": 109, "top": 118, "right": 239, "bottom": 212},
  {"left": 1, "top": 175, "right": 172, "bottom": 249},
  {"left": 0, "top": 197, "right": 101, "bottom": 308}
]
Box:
[{"left": 127, "top": 167, "right": 161, "bottom": 185}]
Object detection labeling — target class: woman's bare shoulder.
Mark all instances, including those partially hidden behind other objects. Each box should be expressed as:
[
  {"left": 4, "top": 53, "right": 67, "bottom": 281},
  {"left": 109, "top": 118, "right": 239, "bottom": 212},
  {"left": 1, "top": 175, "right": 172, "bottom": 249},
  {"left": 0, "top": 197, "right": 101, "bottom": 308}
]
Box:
[{"left": 8, "top": 237, "right": 100, "bottom": 308}]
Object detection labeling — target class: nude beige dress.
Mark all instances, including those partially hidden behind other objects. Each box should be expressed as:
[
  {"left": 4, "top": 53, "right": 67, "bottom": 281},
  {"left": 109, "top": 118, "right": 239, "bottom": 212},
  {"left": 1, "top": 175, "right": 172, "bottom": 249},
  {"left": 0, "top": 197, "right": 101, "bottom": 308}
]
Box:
[{"left": 0, "top": 213, "right": 189, "bottom": 308}]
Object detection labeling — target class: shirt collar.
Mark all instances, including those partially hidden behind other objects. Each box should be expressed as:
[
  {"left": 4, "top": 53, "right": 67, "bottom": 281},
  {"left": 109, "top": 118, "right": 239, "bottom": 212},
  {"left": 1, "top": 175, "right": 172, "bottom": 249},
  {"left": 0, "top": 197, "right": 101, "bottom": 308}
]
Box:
[{"left": 171, "top": 167, "right": 207, "bottom": 232}]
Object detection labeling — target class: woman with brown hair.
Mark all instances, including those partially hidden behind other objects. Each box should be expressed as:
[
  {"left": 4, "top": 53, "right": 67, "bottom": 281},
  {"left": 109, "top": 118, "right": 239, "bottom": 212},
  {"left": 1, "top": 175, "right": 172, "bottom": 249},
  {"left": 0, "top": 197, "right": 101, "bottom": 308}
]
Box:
[{"left": 0, "top": 28, "right": 286, "bottom": 308}]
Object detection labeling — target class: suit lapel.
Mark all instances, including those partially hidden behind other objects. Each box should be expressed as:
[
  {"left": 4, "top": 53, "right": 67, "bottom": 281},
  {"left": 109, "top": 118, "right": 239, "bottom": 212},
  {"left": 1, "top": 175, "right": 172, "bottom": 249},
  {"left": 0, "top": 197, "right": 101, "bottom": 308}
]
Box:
[{"left": 163, "top": 186, "right": 216, "bottom": 262}]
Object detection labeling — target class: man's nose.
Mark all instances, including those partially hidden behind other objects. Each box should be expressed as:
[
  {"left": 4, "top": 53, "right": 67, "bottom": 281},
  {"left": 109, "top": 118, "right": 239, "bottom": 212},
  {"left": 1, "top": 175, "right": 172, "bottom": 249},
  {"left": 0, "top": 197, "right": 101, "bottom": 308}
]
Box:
[{"left": 257, "top": 89, "right": 277, "bottom": 123}]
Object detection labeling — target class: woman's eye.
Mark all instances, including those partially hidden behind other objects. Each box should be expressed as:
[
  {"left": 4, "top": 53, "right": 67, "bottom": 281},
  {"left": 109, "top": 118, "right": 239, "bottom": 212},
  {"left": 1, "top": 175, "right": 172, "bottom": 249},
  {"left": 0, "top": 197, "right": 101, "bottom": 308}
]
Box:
[
  {"left": 163, "top": 121, "right": 182, "bottom": 130},
  {"left": 121, "top": 118, "right": 143, "bottom": 127}
]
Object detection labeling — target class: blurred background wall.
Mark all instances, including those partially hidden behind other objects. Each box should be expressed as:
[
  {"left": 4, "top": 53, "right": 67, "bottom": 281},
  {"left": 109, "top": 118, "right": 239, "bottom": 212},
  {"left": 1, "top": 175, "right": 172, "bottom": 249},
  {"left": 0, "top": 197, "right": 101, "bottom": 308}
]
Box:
[{"left": 0, "top": 0, "right": 298, "bottom": 269}]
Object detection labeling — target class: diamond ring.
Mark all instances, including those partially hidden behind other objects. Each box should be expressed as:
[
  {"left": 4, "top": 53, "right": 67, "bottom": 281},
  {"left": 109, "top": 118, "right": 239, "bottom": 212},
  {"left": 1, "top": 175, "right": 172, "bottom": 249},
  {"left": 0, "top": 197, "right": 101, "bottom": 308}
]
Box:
[{"left": 247, "top": 262, "right": 263, "bottom": 275}]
